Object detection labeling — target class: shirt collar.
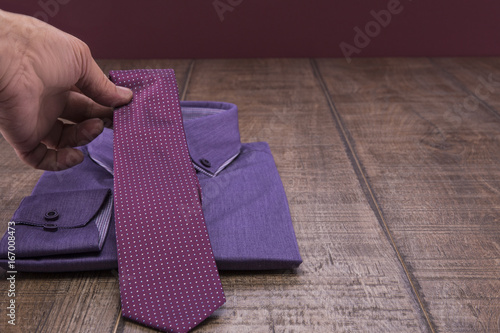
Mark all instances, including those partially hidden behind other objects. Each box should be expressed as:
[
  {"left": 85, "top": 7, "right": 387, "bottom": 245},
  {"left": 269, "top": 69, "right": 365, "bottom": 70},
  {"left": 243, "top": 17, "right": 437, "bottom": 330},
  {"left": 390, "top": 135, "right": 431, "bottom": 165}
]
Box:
[{"left": 87, "top": 101, "right": 241, "bottom": 177}]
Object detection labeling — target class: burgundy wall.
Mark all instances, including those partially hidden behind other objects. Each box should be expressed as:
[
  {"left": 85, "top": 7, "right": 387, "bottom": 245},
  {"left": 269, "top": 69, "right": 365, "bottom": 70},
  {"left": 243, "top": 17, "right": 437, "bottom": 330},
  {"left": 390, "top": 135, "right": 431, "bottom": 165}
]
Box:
[{"left": 3, "top": 0, "right": 500, "bottom": 59}]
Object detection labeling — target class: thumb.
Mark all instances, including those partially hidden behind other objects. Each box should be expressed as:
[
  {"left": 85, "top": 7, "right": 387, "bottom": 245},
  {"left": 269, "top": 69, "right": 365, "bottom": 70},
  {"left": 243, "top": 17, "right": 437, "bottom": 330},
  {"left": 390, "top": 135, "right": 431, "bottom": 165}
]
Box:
[{"left": 75, "top": 46, "right": 133, "bottom": 108}]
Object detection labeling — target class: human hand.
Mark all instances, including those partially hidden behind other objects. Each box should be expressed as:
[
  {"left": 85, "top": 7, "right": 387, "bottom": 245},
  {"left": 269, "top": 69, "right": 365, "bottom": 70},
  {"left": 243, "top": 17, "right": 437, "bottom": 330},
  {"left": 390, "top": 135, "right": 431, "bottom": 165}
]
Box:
[{"left": 0, "top": 9, "right": 133, "bottom": 170}]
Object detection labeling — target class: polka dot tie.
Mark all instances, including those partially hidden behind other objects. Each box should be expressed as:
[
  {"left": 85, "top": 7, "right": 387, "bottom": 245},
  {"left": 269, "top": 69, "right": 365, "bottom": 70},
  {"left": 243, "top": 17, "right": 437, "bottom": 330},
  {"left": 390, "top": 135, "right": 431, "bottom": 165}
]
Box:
[{"left": 110, "top": 69, "right": 225, "bottom": 333}]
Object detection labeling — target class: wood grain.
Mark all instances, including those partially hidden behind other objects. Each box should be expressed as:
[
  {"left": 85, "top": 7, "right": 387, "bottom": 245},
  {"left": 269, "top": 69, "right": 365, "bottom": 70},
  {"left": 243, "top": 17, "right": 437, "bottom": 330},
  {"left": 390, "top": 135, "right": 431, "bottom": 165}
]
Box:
[
  {"left": 171, "top": 58, "right": 430, "bottom": 332},
  {"left": 1, "top": 58, "right": 499, "bottom": 333},
  {"left": 316, "top": 58, "right": 500, "bottom": 333}
]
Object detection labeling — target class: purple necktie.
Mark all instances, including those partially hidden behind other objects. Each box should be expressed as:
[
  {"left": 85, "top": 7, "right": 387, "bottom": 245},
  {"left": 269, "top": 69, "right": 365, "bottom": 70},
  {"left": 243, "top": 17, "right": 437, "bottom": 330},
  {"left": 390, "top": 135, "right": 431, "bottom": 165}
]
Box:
[{"left": 111, "top": 69, "right": 225, "bottom": 333}]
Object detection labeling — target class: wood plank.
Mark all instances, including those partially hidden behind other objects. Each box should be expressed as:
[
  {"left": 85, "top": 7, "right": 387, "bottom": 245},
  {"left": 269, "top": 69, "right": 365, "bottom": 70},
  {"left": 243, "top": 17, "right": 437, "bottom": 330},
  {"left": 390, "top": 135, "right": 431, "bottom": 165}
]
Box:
[
  {"left": 0, "top": 60, "right": 193, "bottom": 333},
  {"left": 316, "top": 58, "right": 500, "bottom": 333},
  {"left": 130, "top": 58, "right": 431, "bottom": 332},
  {"left": 315, "top": 58, "right": 465, "bottom": 104},
  {"left": 430, "top": 57, "right": 500, "bottom": 113}
]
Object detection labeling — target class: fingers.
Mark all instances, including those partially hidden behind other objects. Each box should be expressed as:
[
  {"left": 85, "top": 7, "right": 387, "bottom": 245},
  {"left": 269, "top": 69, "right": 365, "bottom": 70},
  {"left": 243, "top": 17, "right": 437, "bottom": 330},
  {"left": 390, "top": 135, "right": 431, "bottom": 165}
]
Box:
[
  {"left": 18, "top": 118, "right": 104, "bottom": 171},
  {"left": 75, "top": 46, "right": 133, "bottom": 107},
  {"left": 42, "top": 118, "right": 105, "bottom": 149},
  {"left": 62, "top": 118, "right": 105, "bottom": 147},
  {"left": 61, "top": 90, "right": 114, "bottom": 124},
  {"left": 19, "top": 144, "right": 84, "bottom": 171}
]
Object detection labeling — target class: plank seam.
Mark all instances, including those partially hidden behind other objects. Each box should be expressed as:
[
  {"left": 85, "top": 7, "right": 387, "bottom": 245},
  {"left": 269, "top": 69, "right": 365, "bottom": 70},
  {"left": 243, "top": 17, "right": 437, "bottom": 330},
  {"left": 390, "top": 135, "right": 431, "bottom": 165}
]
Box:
[
  {"left": 112, "top": 309, "right": 122, "bottom": 333},
  {"left": 180, "top": 60, "right": 195, "bottom": 101},
  {"left": 309, "top": 58, "right": 436, "bottom": 333}
]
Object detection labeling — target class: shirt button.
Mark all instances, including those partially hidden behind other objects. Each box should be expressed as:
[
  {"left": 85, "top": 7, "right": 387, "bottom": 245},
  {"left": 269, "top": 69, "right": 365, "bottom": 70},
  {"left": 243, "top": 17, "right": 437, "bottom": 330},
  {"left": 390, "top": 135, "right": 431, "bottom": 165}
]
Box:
[
  {"left": 200, "top": 158, "right": 211, "bottom": 168},
  {"left": 43, "top": 223, "right": 58, "bottom": 232},
  {"left": 44, "top": 210, "right": 59, "bottom": 221}
]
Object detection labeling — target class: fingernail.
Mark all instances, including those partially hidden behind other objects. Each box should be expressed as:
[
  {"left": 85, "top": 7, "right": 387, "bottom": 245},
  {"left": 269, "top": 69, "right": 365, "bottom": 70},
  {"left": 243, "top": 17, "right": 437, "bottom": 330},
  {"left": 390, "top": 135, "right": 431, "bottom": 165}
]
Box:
[
  {"left": 67, "top": 150, "right": 84, "bottom": 166},
  {"left": 117, "top": 86, "right": 133, "bottom": 100},
  {"left": 62, "top": 149, "right": 84, "bottom": 170}
]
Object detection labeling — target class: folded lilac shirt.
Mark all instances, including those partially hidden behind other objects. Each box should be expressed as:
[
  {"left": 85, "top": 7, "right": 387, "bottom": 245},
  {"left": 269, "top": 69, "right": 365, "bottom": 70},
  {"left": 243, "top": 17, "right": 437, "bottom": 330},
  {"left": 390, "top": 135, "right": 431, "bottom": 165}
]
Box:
[{"left": 0, "top": 101, "right": 302, "bottom": 271}]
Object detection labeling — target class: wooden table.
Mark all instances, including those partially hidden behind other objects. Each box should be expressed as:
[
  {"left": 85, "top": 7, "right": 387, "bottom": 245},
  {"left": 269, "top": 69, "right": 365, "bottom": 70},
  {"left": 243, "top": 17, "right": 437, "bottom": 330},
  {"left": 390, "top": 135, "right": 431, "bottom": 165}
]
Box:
[{"left": 1, "top": 58, "right": 499, "bottom": 332}]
